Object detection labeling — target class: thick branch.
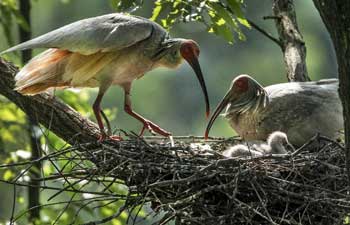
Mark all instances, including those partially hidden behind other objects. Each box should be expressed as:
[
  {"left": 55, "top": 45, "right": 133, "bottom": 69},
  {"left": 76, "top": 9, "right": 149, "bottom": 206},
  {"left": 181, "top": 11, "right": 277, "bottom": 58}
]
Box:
[
  {"left": 312, "top": 0, "right": 350, "bottom": 189},
  {"left": 272, "top": 0, "right": 310, "bottom": 82},
  {"left": 0, "top": 58, "right": 100, "bottom": 144}
]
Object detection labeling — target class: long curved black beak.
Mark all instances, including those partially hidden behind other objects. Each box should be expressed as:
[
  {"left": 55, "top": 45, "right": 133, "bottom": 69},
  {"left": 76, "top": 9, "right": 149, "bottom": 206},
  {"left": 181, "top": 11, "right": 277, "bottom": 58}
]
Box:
[
  {"left": 185, "top": 57, "right": 210, "bottom": 118},
  {"left": 205, "top": 91, "right": 232, "bottom": 139}
]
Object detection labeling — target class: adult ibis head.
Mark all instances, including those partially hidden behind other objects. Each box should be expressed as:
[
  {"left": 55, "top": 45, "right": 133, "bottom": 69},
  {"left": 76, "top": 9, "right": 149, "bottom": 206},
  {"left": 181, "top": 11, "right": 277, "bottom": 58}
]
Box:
[
  {"left": 153, "top": 38, "right": 210, "bottom": 117},
  {"left": 205, "top": 75, "right": 268, "bottom": 139}
]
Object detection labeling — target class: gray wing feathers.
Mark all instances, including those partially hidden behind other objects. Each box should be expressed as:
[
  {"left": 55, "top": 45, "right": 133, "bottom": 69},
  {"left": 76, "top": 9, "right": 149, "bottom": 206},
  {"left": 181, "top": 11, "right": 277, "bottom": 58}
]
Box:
[{"left": 1, "top": 13, "right": 158, "bottom": 55}]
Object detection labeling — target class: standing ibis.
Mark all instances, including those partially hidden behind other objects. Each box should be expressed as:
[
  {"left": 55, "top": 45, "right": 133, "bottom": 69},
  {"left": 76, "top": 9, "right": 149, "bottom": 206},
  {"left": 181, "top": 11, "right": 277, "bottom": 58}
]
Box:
[
  {"left": 205, "top": 75, "right": 343, "bottom": 146},
  {"left": 1, "top": 13, "right": 210, "bottom": 140},
  {"left": 223, "top": 131, "right": 293, "bottom": 157}
]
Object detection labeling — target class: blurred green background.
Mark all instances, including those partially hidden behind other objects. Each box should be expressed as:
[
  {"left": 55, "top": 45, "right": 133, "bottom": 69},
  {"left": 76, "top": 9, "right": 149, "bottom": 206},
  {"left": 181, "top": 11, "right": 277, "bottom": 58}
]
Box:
[{"left": 0, "top": 0, "right": 336, "bottom": 224}]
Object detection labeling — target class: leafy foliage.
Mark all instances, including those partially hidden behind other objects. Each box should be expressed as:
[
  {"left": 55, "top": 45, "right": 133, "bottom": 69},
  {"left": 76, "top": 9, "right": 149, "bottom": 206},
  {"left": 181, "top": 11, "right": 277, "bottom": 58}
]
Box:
[
  {"left": 0, "top": 96, "right": 27, "bottom": 149},
  {"left": 0, "top": 0, "right": 29, "bottom": 46},
  {"left": 110, "top": 0, "right": 250, "bottom": 44},
  {"left": 110, "top": 0, "right": 144, "bottom": 13}
]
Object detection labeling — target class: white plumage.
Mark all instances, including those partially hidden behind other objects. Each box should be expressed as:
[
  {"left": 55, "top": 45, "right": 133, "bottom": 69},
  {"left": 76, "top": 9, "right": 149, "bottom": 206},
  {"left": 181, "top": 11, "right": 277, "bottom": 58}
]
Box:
[{"left": 223, "top": 131, "right": 294, "bottom": 158}]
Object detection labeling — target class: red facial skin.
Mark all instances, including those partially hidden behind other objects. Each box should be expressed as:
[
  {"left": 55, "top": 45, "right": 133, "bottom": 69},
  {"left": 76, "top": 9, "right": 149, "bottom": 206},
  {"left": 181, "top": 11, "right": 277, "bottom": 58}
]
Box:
[
  {"left": 180, "top": 40, "right": 200, "bottom": 60},
  {"left": 234, "top": 76, "right": 249, "bottom": 92}
]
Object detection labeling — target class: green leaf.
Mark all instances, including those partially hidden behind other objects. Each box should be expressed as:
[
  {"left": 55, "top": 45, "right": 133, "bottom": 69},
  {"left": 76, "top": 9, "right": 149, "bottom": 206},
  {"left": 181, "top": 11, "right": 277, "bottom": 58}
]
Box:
[
  {"left": 227, "top": 0, "right": 250, "bottom": 28},
  {"left": 210, "top": 2, "right": 237, "bottom": 28},
  {"left": 0, "top": 0, "right": 17, "bottom": 9},
  {"left": 214, "top": 23, "right": 234, "bottom": 44},
  {"left": 208, "top": 11, "right": 234, "bottom": 44},
  {"left": 151, "top": 4, "right": 162, "bottom": 21},
  {"left": 109, "top": 0, "right": 121, "bottom": 11},
  {"left": 207, "top": 3, "right": 235, "bottom": 43},
  {"left": 173, "top": 0, "right": 182, "bottom": 8},
  {"left": 109, "top": 0, "right": 142, "bottom": 12},
  {"left": 3, "top": 169, "right": 14, "bottom": 181}
]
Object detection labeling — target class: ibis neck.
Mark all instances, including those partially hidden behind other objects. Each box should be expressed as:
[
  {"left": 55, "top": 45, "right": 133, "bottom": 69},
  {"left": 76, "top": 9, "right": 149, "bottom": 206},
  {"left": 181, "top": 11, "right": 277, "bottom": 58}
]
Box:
[{"left": 224, "top": 89, "right": 268, "bottom": 118}]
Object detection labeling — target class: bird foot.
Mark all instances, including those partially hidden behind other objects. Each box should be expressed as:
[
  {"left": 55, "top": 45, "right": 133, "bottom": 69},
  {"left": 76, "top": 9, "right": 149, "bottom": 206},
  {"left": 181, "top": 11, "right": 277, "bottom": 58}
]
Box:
[
  {"left": 139, "top": 119, "right": 171, "bottom": 137},
  {"left": 98, "top": 133, "right": 123, "bottom": 142}
]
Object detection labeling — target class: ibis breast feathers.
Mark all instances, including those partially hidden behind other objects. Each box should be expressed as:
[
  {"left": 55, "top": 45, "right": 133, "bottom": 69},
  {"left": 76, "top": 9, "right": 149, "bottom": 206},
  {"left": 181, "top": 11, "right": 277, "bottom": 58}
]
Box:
[{"left": 1, "top": 13, "right": 166, "bottom": 55}]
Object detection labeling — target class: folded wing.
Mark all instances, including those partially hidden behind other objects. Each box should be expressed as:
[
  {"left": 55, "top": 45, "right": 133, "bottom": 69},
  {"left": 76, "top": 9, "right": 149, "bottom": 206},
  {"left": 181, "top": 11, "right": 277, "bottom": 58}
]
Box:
[{"left": 1, "top": 13, "right": 157, "bottom": 55}]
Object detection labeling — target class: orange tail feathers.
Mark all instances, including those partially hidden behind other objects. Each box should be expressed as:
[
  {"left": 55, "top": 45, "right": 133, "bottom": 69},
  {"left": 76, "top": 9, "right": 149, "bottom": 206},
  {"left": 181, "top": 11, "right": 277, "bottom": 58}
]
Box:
[
  {"left": 15, "top": 48, "right": 71, "bottom": 95},
  {"left": 16, "top": 82, "right": 69, "bottom": 95}
]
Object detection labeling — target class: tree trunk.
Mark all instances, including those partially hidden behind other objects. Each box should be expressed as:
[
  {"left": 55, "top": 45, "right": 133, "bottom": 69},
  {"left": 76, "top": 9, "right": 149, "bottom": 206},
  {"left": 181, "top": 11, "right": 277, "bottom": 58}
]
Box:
[
  {"left": 18, "top": 0, "right": 42, "bottom": 222},
  {"left": 272, "top": 0, "right": 310, "bottom": 82},
  {"left": 312, "top": 0, "right": 350, "bottom": 187},
  {"left": 18, "top": 0, "right": 31, "bottom": 63}
]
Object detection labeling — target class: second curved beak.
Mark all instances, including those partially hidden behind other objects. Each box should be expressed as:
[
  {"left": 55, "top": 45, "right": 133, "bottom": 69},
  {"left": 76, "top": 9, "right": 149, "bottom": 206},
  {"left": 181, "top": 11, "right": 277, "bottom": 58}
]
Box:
[{"left": 205, "top": 91, "right": 232, "bottom": 139}]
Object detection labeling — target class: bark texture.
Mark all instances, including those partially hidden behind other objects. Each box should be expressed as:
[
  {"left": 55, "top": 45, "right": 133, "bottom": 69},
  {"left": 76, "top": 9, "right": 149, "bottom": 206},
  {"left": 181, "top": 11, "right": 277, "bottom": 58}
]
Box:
[
  {"left": 272, "top": 0, "right": 310, "bottom": 82},
  {"left": 312, "top": 0, "right": 350, "bottom": 187},
  {"left": 0, "top": 58, "right": 100, "bottom": 144}
]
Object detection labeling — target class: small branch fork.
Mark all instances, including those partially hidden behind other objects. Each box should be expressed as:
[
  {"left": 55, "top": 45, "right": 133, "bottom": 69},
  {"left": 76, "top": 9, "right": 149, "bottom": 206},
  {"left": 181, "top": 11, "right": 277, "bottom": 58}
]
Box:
[
  {"left": 246, "top": 19, "right": 282, "bottom": 48},
  {"left": 246, "top": 0, "right": 310, "bottom": 82},
  {"left": 0, "top": 134, "right": 347, "bottom": 224}
]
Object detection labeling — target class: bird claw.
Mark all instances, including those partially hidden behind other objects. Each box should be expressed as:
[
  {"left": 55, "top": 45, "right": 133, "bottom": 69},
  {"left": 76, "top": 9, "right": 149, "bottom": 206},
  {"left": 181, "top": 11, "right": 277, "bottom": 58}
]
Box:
[{"left": 139, "top": 120, "right": 171, "bottom": 137}]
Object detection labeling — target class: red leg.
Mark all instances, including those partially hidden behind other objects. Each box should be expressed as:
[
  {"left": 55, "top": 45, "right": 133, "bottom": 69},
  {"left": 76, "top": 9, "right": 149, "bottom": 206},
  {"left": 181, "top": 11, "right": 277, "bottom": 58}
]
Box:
[
  {"left": 123, "top": 85, "right": 171, "bottom": 137},
  {"left": 93, "top": 93, "right": 105, "bottom": 135},
  {"left": 100, "top": 109, "right": 112, "bottom": 136},
  {"left": 93, "top": 91, "right": 122, "bottom": 141}
]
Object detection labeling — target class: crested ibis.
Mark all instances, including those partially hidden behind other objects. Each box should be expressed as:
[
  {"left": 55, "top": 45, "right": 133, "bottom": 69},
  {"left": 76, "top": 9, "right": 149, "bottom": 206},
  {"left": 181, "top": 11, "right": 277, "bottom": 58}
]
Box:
[
  {"left": 205, "top": 75, "right": 343, "bottom": 146},
  {"left": 1, "top": 13, "right": 210, "bottom": 140}
]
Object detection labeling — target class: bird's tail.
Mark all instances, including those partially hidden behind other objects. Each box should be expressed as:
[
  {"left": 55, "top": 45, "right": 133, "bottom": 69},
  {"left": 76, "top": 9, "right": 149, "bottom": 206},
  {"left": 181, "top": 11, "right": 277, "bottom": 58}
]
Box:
[{"left": 15, "top": 48, "right": 72, "bottom": 95}]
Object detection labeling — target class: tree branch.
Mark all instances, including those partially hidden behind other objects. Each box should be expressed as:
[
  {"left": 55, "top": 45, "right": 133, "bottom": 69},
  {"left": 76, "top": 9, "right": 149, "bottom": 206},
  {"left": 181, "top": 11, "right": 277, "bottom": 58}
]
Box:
[
  {"left": 272, "top": 0, "right": 310, "bottom": 82},
  {"left": 246, "top": 19, "right": 283, "bottom": 48},
  {"left": 0, "top": 58, "right": 100, "bottom": 144}
]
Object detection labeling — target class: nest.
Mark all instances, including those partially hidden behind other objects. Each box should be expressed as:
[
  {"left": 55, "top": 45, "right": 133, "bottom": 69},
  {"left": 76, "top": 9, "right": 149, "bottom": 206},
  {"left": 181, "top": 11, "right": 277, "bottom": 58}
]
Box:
[{"left": 2, "top": 135, "right": 349, "bottom": 224}]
